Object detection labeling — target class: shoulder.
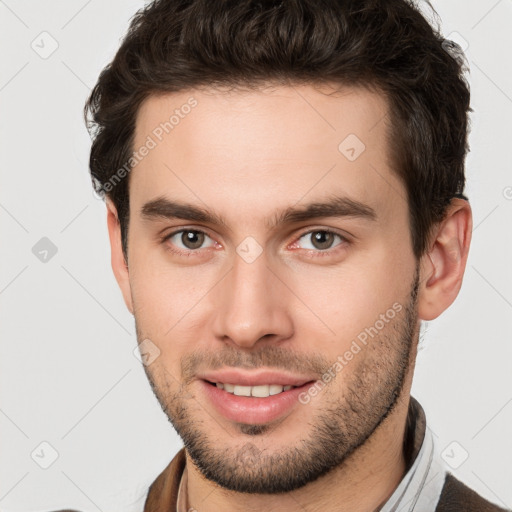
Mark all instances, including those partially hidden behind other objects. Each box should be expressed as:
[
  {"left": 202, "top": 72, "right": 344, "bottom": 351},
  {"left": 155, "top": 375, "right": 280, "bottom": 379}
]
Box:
[{"left": 436, "top": 473, "right": 510, "bottom": 512}]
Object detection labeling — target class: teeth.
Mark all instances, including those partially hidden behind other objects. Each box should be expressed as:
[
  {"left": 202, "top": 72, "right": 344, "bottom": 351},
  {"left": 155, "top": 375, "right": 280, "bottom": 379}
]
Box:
[
  {"left": 234, "top": 385, "right": 252, "bottom": 396},
  {"left": 252, "top": 385, "right": 270, "bottom": 397},
  {"left": 215, "top": 382, "right": 294, "bottom": 397}
]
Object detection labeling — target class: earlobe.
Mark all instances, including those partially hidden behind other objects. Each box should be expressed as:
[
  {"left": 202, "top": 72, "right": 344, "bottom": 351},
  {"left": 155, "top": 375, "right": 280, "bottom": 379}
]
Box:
[
  {"left": 106, "top": 199, "right": 134, "bottom": 315},
  {"left": 417, "top": 199, "right": 472, "bottom": 321}
]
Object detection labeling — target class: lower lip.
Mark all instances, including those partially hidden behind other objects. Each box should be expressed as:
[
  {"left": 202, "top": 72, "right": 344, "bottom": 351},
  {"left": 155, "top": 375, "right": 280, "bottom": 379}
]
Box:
[{"left": 200, "top": 380, "right": 316, "bottom": 425}]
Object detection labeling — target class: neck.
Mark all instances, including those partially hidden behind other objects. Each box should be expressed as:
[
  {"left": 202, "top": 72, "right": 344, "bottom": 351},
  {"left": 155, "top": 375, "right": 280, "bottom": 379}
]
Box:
[{"left": 185, "top": 392, "right": 413, "bottom": 512}]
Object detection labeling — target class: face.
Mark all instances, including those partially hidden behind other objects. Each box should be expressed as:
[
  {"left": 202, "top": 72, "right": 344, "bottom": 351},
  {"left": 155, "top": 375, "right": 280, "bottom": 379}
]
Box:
[{"left": 121, "top": 84, "right": 421, "bottom": 493}]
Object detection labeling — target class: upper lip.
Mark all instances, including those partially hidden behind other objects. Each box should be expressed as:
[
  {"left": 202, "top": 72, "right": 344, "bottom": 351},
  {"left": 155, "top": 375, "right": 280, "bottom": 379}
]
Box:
[{"left": 198, "top": 369, "right": 317, "bottom": 387}]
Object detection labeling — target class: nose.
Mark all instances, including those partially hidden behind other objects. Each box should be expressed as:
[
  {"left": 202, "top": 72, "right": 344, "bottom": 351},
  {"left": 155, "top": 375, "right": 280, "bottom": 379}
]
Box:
[{"left": 211, "top": 249, "right": 294, "bottom": 349}]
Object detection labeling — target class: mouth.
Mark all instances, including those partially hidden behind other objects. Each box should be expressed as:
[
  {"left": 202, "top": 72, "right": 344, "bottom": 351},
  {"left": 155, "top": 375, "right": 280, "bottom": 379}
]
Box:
[{"left": 200, "top": 379, "right": 317, "bottom": 425}]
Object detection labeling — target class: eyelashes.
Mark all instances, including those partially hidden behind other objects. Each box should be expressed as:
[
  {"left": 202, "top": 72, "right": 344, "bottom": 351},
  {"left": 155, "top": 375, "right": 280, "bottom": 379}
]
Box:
[{"left": 161, "top": 227, "right": 350, "bottom": 259}]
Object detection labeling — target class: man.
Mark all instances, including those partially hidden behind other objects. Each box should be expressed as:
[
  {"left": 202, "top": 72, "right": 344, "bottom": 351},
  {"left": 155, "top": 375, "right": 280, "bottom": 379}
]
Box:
[{"left": 82, "top": 0, "right": 509, "bottom": 510}]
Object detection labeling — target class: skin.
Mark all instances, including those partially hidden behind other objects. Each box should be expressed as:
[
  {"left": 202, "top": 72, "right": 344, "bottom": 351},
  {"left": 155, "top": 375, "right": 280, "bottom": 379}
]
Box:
[{"left": 106, "top": 83, "right": 472, "bottom": 512}]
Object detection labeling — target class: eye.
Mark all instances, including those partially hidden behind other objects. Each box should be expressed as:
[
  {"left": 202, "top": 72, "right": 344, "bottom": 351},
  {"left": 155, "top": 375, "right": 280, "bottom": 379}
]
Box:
[
  {"left": 164, "top": 229, "right": 216, "bottom": 252},
  {"left": 295, "top": 230, "right": 346, "bottom": 251}
]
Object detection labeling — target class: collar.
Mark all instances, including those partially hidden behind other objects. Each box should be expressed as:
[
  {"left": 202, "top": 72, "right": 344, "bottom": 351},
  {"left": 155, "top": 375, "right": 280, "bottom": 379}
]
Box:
[{"left": 380, "top": 397, "right": 447, "bottom": 511}]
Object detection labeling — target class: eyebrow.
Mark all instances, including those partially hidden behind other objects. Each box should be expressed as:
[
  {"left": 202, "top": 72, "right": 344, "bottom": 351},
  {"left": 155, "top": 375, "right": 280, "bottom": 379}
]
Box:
[{"left": 140, "top": 195, "right": 377, "bottom": 229}]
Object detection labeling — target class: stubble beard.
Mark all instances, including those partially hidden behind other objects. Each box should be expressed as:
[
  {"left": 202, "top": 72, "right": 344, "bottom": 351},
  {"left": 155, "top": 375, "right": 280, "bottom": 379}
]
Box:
[{"left": 137, "top": 268, "right": 420, "bottom": 494}]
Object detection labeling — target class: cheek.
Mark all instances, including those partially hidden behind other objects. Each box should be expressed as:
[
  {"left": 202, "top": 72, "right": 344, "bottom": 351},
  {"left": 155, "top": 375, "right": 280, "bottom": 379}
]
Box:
[
  {"left": 285, "top": 255, "right": 411, "bottom": 346},
  {"left": 129, "top": 252, "right": 218, "bottom": 340}
]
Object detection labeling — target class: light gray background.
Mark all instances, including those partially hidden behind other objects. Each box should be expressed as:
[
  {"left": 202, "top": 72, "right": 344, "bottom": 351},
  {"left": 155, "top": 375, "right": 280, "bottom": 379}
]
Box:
[{"left": 1, "top": 0, "right": 511, "bottom": 510}]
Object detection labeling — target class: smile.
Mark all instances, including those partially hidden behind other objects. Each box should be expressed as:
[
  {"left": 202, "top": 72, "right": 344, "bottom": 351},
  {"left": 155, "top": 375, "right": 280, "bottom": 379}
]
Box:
[{"left": 207, "top": 381, "right": 297, "bottom": 398}]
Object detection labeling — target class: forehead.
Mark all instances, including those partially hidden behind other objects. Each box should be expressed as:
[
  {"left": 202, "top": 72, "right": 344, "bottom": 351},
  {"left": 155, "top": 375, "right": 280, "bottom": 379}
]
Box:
[{"left": 130, "top": 84, "right": 405, "bottom": 224}]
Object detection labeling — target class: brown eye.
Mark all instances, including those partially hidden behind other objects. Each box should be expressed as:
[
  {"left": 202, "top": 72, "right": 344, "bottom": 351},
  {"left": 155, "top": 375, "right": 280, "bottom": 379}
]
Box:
[
  {"left": 297, "top": 230, "right": 345, "bottom": 251},
  {"left": 310, "top": 231, "right": 335, "bottom": 250},
  {"left": 181, "top": 230, "right": 205, "bottom": 249},
  {"left": 165, "top": 229, "right": 215, "bottom": 252}
]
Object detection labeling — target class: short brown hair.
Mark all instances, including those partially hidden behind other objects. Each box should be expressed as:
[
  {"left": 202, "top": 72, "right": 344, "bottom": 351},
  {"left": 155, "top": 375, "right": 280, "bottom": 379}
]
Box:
[{"left": 85, "top": 0, "right": 471, "bottom": 261}]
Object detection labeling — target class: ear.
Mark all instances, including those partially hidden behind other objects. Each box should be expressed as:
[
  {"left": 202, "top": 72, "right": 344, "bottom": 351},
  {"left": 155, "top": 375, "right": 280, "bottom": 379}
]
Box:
[
  {"left": 106, "top": 199, "right": 134, "bottom": 315},
  {"left": 417, "top": 198, "right": 472, "bottom": 321}
]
